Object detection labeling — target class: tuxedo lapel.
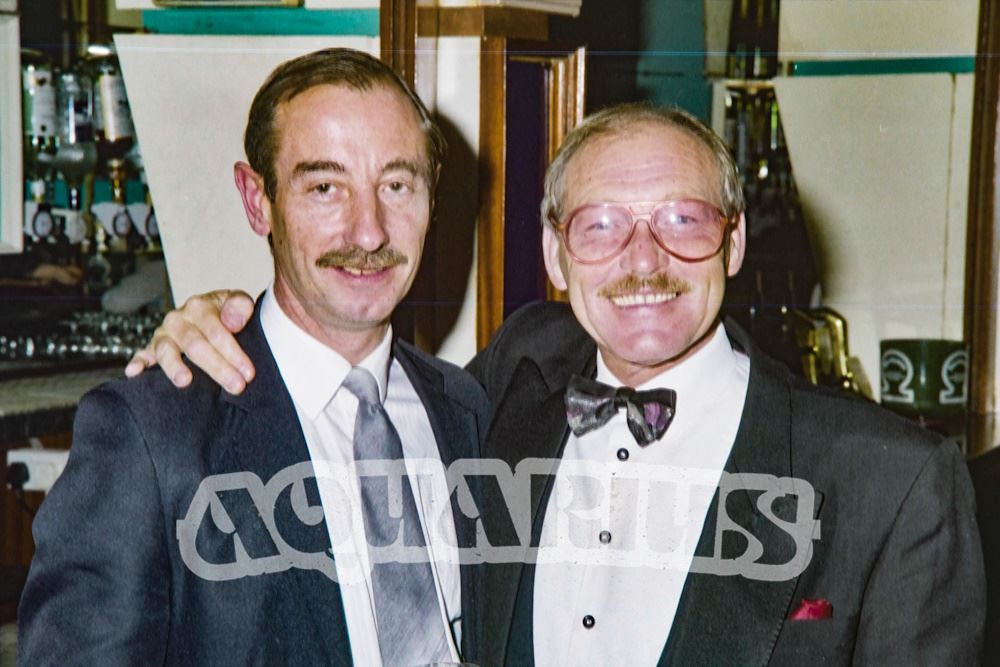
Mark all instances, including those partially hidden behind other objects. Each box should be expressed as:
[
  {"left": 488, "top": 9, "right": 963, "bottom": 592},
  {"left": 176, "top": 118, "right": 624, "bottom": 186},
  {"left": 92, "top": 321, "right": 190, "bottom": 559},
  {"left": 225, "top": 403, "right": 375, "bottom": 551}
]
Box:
[
  {"left": 222, "top": 307, "right": 352, "bottom": 665},
  {"left": 658, "top": 320, "right": 825, "bottom": 666},
  {"left": 481, "top": 352, "right": 594, "bottom": 666}
]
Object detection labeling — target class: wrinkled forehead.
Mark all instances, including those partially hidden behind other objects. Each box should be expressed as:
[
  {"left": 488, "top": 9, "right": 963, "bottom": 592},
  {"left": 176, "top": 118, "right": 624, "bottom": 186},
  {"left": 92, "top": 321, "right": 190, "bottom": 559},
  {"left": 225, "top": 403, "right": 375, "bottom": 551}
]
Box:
[
  {"left": 273, "top": 82, "right": 429, "bottom": 161},
  {"left": 562, "top": 123, "right": 723, "bottom": 204},
  {"left": 276, "top": 82, "right": 422, "bottom": 131}
]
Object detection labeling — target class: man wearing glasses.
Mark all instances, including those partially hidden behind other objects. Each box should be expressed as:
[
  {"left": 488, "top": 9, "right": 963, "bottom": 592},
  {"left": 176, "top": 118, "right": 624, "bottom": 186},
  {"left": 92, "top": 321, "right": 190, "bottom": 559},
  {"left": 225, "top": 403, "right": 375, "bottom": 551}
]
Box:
[{"left": 129, "top": 103, "right": 985, "bottom": 664}]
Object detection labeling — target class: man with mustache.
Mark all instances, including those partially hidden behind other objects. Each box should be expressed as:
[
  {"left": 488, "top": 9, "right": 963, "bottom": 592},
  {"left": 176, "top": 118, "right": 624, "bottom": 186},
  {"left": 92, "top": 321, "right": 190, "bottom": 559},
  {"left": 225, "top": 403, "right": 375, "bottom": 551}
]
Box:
[
  {"left": 127, "top": 104, "right": 985, "bottom": 664},
  {"left": 18, "top": 48, "right": 489, "bottom": 665}
]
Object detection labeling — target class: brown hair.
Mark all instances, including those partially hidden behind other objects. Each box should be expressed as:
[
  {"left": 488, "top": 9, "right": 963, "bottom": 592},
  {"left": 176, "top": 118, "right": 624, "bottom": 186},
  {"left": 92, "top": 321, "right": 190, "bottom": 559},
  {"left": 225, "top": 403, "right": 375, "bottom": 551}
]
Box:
[
  {"left": 541, "top": 103, "right": 745, "bottom": 226},
  {"left": 244, "top": 48, "right": 446, "bottom": 200}
]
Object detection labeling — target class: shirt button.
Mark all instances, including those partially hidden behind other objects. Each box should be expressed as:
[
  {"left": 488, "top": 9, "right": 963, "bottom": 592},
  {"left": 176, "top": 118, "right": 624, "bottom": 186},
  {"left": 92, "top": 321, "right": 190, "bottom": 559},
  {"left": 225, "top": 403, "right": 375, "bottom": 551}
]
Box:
[
  {"left": 582, "top": 614, "right": 596, "bottom": 629},
  {"left": 599, "top": 530, "right": 612, "bottom": 544},
  {"left": 617, "top": 447, "right": 630, "bottom": 461}
]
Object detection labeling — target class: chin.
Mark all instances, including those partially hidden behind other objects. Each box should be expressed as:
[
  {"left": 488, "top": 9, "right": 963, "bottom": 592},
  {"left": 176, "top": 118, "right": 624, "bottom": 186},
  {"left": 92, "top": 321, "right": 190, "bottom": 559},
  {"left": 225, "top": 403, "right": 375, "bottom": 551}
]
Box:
[{"left": 607, "top": 328, "right": 697, "bottom": 363}]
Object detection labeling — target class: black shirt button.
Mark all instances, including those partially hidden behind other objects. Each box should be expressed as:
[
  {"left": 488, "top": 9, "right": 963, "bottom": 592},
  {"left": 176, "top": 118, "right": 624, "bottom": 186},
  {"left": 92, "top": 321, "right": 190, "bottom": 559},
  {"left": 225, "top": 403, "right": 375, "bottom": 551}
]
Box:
[
  {"left": 582, "top": 614, "right": 596, "bottom": 629},
  {"left": 617, "top": 448, "right": 630, "bottom": 461},
  {"left": 599, "top": 530, "right": 612, "bottom": 544}
]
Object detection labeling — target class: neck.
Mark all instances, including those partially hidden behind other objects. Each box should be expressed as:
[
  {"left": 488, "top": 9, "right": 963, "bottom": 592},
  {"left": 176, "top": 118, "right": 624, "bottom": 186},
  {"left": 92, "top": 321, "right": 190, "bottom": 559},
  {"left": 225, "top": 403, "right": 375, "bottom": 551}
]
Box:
[{"left": 272, "top": 284, "right": 389, "bottom": 365}]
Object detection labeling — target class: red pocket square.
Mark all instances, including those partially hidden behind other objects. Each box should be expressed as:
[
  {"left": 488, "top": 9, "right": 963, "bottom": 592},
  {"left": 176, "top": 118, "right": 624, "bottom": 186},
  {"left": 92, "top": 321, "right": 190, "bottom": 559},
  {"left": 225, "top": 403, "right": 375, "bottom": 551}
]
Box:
[{"left": 789, "top": 598, "right": 833, "bottom": 620}]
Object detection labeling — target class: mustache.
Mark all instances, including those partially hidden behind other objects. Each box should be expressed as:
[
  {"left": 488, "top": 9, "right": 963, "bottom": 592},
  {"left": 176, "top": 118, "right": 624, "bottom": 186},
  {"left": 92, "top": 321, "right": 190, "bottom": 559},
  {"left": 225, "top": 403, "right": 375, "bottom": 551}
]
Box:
[
  {"left": 597, "top": 273, "right": 691, "bottom": 299},
  {"left": 315, "top": 245, "right": 409, "bottom": 271}
]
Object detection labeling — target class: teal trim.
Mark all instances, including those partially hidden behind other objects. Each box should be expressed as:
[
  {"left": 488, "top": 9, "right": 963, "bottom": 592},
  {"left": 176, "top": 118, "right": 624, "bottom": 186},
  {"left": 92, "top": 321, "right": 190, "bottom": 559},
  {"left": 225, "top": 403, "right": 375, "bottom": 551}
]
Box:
[
  {"left": 791, "top": 57, "right": 975, "bottom": 77},
  {"left": 141, "top": 8, "right": 379, "bottom": 36}
]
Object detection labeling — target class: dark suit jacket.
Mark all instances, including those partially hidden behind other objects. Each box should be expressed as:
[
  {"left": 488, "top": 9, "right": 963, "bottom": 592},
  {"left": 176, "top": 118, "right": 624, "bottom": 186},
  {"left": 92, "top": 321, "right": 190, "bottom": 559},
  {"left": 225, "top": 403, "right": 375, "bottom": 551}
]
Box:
[
  {"left": 467, "top": 301, "right": 984, "bottom": 666},
  {"left": 18, "top": 304, "right": 490, "bottom": 665},
  {"left": 968, "top": 446, "right": 1000, "bottom": 666}
]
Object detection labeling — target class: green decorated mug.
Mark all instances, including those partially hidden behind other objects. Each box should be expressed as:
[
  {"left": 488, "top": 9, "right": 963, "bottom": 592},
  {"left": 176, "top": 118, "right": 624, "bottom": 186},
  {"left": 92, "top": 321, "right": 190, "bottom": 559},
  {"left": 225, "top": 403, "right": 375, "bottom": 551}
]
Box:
[{"left": 880, "top": 339, "right": 968, "bottom": 418}]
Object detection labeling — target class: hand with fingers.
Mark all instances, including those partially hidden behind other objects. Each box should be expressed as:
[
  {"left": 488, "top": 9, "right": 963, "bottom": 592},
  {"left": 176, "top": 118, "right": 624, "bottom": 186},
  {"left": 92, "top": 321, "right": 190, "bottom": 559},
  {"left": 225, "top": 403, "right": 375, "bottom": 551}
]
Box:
[{"left": 125, "top": 289, "right": 258, "bottom": 394}]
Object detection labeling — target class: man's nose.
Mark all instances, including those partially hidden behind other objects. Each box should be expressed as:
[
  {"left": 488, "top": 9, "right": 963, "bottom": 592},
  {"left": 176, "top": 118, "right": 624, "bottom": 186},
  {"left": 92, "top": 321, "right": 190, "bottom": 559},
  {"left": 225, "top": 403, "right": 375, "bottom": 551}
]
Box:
[
  {"left": 347, "top": 190, "right": 389, "bottom": 251},
  {"left": 621, "top": 217, "right": 668, "bottom": 273}
]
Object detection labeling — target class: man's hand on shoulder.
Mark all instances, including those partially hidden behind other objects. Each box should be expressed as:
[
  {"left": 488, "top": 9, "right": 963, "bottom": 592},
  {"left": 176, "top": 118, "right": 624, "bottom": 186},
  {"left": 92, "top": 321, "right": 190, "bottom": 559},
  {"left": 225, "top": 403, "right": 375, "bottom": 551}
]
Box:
[{"left": 125, "top": 289, "right": 256, "bottom": 394}]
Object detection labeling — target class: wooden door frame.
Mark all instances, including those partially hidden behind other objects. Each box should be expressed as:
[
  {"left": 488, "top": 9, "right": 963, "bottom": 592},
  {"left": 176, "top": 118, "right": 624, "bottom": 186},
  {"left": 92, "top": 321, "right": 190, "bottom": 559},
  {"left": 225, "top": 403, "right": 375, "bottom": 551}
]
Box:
[
  {"left": 380, "top": 0, "right": 417, "bottom": 85},
  {"left": 477, "top": 41, "right": 586, "bottom": 348},
  {"left": 965, "top": 0, "right": 1000, "bottom": 456},
  {"left": 381, "top": 4, "right": 584, "bottom": 350}
]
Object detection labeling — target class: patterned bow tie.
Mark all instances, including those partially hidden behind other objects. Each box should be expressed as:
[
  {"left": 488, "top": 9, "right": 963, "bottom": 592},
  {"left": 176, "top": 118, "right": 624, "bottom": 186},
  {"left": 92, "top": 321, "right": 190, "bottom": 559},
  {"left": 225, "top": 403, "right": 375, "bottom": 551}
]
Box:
[{"left": 565, "top": 374, "right": 677, "bottom": 446}]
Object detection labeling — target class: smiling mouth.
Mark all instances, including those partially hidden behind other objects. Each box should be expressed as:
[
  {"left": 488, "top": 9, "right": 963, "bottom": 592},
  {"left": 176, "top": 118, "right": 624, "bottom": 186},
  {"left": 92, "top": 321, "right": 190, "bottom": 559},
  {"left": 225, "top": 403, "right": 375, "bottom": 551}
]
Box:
[
  {"left": 608, "top": 291, "right": 680, "bottom": 307},
  {"left": 598, "top": 274, "right": 690, "bottom": 307},
  {"left": 316, "top": 245, "right": 408, "bottom": 276}
]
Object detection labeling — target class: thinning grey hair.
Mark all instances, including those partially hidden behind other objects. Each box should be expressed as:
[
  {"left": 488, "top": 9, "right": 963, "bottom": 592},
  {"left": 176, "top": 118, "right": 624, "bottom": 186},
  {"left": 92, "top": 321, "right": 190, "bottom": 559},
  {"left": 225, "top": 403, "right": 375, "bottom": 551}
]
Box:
[{"left": 541, "top": 103, "right": 745, "bottom": 228}]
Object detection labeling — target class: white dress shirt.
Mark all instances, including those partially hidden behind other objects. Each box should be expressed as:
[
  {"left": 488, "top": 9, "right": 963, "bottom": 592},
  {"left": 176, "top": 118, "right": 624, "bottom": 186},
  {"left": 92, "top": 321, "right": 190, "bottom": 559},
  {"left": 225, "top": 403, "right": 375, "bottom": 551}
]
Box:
[
  {"left": 260, "top": 289, "right": 462, "bottom": 666},
  {"left": 533, "top": 323, "right": 750, "bottom": 666}
]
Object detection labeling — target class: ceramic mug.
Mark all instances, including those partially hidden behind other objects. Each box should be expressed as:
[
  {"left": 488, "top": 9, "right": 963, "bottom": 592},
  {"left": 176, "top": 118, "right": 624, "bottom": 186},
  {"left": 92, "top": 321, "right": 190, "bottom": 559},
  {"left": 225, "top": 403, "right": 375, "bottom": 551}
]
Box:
[{"left": 879, "top": 338, "right": 968, "bottom": 418}]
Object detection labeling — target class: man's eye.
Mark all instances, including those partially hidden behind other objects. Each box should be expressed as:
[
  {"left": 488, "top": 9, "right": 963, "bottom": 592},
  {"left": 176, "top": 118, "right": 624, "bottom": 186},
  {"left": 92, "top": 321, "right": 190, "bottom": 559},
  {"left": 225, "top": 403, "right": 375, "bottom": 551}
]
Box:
[
  {"left": 384, "top": 180, "right": 412, "bottom": 194},
  {"left": 578, "top": 215, "right": 619, "bottom": 234},
  {"left": 587, "top": 220, "right": 613, "bottom": 232},
  {"left": 312, "top": 182, "right": 333, "bottom": 195}
]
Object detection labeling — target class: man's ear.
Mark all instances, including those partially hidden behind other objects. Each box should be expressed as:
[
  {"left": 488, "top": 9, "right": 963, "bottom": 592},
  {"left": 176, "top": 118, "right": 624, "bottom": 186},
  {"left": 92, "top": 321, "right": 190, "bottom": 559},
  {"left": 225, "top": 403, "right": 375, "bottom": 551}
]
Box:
[
  {"left": 234, "top": 162, "right": 272, "bottom": 238},
  {"left": 726, "top": 212, "right": 747, "bottom": 278},
  {"left": 542, "top": 224, "right": 569, "bottom": 291}
]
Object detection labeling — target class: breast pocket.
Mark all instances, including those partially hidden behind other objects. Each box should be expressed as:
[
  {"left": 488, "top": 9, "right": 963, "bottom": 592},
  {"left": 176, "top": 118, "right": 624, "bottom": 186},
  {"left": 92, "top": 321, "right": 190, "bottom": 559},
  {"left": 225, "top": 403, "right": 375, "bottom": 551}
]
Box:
[{"left": 769, "top": 615, "right": 859, "bottom": 665}]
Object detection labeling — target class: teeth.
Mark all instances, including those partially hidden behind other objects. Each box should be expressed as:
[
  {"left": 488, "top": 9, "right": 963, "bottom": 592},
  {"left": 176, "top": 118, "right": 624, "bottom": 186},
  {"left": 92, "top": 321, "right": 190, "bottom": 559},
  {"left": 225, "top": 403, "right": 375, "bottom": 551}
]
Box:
[
  {"left": 341, "top": 267, "right": 380, "bottom": 276},
  {"left": 609, "top": 292, "right": 678, "bottom": 307}
]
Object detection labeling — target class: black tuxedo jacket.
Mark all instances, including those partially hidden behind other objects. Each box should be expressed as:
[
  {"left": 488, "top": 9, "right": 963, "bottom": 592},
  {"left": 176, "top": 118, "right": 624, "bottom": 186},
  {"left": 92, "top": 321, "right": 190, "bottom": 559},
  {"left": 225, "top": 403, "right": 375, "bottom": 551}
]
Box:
[
  {"left": 467, "top": 301, "right": 984, "bottom": 666},
  {"left": 19, "top": 304, "right": 490, "bottom": 665}
]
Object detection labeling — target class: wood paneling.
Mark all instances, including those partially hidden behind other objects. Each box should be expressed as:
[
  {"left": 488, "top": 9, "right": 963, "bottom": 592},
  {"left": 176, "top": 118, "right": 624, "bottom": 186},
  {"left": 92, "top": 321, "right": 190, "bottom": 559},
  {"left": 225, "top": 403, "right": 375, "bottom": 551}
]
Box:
[
  {"left": 477, "top": 35, "right": 509, "bottom": 350},
  {"left": 418, "top": 6, "right": 548, "bottom": 40},
  {"left": 965, "top": 0, "right": 1000, "bottom": 456},
  {"left": 380, "top": 0, "right": 417, "bottom": 85}
]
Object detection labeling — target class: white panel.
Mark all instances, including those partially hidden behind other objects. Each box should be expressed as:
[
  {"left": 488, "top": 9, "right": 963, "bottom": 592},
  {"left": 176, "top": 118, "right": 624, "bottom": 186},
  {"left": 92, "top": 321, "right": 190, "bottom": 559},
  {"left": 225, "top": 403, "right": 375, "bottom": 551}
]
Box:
[
  {"left": 0, "top": 16, "right": 21, "bottom": 254},
  {"left": 432, "top": 36, "right": 480, "bottom": 366},
  {"left": 116, "top": 34, "right": 379, "bottom": 304},
  {"left": 779, "top": 0, "right": 978, "bottom": 61},
  {"left": 709, "top": 79, "right": 727, "bottom": 137},
  {"left": 704, "top": 0, "right": 734, "bottom": 77},
  {"left": 436, "top": 0, "right": 580, "bottom": 15},
  {"left": 774, "top": 74, "right": 960, "bottom": 398},
  {"left": 944, "top": 74, "right": 973, "bottom": 340}
]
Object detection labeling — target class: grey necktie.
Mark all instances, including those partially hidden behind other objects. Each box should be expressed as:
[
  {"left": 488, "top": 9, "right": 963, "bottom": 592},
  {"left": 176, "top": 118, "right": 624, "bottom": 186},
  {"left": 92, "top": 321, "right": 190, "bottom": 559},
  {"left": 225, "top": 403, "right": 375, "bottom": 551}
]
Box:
[{"left": 342, "top": 367, "right": 452, "bottom": 667}]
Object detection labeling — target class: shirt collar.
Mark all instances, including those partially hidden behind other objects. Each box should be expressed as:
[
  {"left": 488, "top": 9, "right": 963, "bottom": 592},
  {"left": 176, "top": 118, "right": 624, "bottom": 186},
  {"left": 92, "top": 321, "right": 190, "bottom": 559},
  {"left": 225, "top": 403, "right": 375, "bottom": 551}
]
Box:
[
  {"left": 260, "top": 286, "right": 393, "bottom": 420},
  {"left": 596, "top": 322, "right": 741, "bottom": 401}
]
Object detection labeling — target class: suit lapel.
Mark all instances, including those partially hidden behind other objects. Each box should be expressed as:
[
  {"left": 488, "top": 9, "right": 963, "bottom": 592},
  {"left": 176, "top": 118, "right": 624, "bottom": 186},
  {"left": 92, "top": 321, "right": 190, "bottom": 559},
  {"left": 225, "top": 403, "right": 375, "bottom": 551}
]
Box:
[
  {"left": 223, "top": 306, "right": 352, "bottom": 665},
  {"left": 658, "top": 320, "right": 825, "bottom": 666},
  {"left": 393, "top": 340, "right": 483, "bottom": 659}
]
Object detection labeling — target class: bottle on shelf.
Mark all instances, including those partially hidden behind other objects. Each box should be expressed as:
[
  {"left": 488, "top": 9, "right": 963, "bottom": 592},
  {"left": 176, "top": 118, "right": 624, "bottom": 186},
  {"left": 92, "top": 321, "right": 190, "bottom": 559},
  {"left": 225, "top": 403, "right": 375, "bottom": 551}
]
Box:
[
  {"left": 53, "top": 67, "right": 99, "bottom": 266},
  {"left": 89, "top": 47, "right": 135, "bottom": 206},
  {"left": 21, "top": 49, "right": 57, "bottom": 197},
  {"left": 54, "top": 68, "right": 98, "bottom": 213},
  {"left": 21, "top": 50, "right": 58, "bottom": 249}
]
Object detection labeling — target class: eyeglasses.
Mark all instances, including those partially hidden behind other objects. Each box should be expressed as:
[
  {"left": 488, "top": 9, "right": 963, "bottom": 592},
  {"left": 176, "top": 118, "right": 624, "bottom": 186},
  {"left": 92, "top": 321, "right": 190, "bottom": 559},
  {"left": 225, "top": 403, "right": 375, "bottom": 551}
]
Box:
[{"left": 551, "top": 199, "right": 733, "bottom": 264}]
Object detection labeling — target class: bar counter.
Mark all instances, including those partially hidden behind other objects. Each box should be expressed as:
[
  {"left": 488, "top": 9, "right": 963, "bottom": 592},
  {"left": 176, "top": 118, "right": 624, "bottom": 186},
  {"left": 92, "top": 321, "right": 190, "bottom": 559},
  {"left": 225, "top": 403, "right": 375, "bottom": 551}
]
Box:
[{"left": 0, "top": 363, "right": 123, "bottom": 442}]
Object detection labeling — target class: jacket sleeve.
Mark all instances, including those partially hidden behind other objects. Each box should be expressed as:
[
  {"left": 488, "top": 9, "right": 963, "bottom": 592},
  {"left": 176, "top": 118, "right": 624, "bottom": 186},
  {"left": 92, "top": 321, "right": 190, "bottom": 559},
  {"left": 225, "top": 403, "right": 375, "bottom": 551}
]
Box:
[
  {"left": 18, "top": 386, "right": 170, "bottom": 664},
  {"left": 853, "top": 440, "right": 985, "bottom": 664}
]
